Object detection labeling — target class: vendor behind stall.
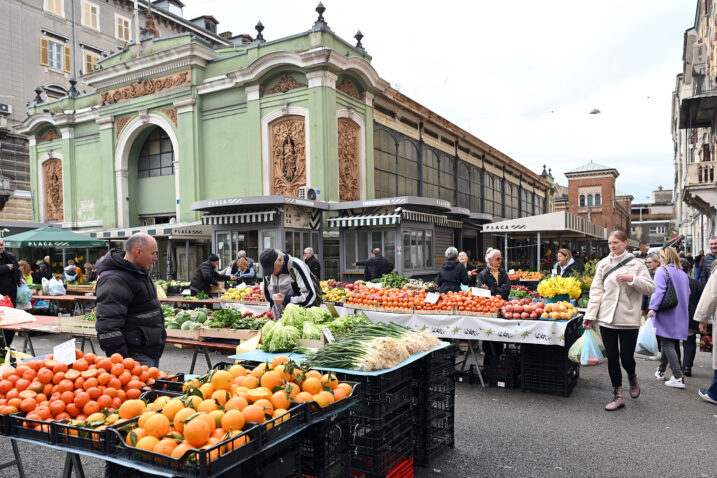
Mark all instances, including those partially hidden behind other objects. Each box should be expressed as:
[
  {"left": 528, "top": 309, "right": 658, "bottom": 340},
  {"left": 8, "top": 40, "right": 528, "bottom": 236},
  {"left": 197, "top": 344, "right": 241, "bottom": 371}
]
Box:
[
  {"left": 260, "top": 248, "right": 320, "bottom": 319},
  {"left": 437, "top": 247, "right": 471, "bottom": 293},
  {"left": 552, "top": 249, "right": 577, "bottom": 277},
  {"left": 475, "top": 248, "right": 511, "bottom": 299},
  {"left": 354, "top": 248, "right": 394, "bottom": 281},
  {"left": 190, "top": 254, "right": 236, "bottom": 296},
  {"left": 235, "top": 258, "right": 256, "bottom": 284}
]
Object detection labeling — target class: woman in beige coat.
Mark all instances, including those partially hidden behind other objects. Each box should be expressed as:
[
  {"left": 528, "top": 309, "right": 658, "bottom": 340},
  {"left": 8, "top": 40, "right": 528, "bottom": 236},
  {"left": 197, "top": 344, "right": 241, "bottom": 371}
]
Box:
[
  {"left": 695, "top": 270, "right": 717, "bottom": 404},
  {"left": 583, "top": 231, "right": 655, "bottom": 411}
]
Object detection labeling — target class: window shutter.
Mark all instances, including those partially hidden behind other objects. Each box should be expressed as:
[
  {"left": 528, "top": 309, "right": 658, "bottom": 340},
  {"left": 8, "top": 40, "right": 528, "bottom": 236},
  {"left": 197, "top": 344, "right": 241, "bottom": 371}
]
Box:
[
  {"left": 63, "top": 45, "right": 71, "bottom": 73},
  {"left": 40, "top": 38, "right": 49, "bottom": 66}
]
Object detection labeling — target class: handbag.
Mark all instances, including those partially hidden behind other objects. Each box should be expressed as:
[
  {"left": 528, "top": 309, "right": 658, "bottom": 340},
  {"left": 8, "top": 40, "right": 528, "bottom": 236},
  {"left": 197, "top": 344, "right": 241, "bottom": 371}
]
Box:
[{"left": 657, "top": 266, "right": 678, "bottom": 311}]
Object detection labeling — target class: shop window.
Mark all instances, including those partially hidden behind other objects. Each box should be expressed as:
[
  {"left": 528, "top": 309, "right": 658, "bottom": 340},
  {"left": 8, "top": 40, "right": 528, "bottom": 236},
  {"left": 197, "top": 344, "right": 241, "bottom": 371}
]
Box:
[
  {"left": 579, "top": 195, "right": 585, "bottom": 207},
  {"left": 422, "top": 149, "right": 440, "bottom": 199},
  {"left": 493, "top": 176, "right": 503, "bottom": 217},
  {"left": 344, "top": 229, "right": 396, "bottom": 270},
  {"left": 470, "top": 167, "right": 482, "bottom": 213},
  {"left": 595, "top": 193, "right": 601, "bottom": 206},
  {"left": 439, "top": 155, "right": 455, "bottom": 204},
  {"left": 505, "top": 182, "right": 519, "bottom": 219},
  {"left": 484, "top": 174, "right": 494, "bottom": 215},
  {"left": 533, "top": 194, "right": 544, "bottom": 215},
  {"left": 520, "top": 188, "right": 532, "bottom": 217},
  {"left": 138, "top": 128, "right": 174, "bottom": 178},
  {"left": 403, "top": 229, "right": 433, "bottom": 270}
]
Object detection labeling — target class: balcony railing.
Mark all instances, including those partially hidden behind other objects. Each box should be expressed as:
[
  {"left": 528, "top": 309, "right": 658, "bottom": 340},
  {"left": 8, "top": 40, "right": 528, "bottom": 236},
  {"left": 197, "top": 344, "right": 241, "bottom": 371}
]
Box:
[{"left": 686, "top": 161, "right": 717, "bottom": 186}]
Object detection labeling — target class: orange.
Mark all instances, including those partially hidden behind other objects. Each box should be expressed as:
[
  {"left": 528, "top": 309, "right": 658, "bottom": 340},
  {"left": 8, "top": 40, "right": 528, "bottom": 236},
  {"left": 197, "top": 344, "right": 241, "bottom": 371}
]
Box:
[
  {"left": 246, "top": 387, "right": 271, "bottom": 403},
  {"left": 294, "top": 392, "right": 314, "bottom": 403},
  {"left": 224, "top": 396, "right": 248, "bottom": 412},
  {"left": 221, "top": 409, "right": 245, "bottom": 432},
  {"left": 209, "top": 409, "right": 225, "bottom": 429},
  {"left": 301, "top": 377, "right": 322, "bottom": 395},
  {"left": 20, "top": 397, "right": 37, "bottom": 413},
  {"left": 210, "top": 370, "right": 233, "bottom": 391},
  {"left": 241, "top": 404, "right": 265, "bottom": 424},
  {"left": 135, "top": 436, "right": 159, "bottom": 451},
  {"left": 241, "top": 376, "right": 259, "bottom": 390},
  {"left": 228, "top": 364, "right": 246, "bottom": 378},
  {"left": 183, "top": 417, "right": 211, "bottom": 448},
  {"left": 171, "top": 441, "right": 194, "bottom": 460},
  {"left": 153, "top": 437, "right": 178, "bottom": 456},
  {"left": 271, "top": 356, "right": 289, "bottom": 368},
  {"left": 220, "top": 431, "right": 249, "bottom": 454},
  {"left": 332, "top": 387, "right": 348, "bottom": 401},
  {"left": 110, "top": 353, "right": 123, "bottom": 364},
  {"left": 286, "top": 383, "right": 300, "bottom": 399},
  {"left": 196, "top": 399, "right": 219, "bottom": 413},
  {"left": 312, "top": 393, "right": 330, "bottom": 408},
  {"left": 321, "top": 373, "right": 338, "bottom": 390},
  {"left": 199, "top": 383, "right": 215, "bottom": 399},
  {"left": 250, "top": 363, "right": 269, "bottom": 377},
  {"left": 259, "top": 371, "right": 282, "bottom": 390},
  {"left": 272, "top": 409, "right": 290, "bottom": 424},
  {"left": 172, "top": 407, "right": 196, "bottom": 434},
  {"left": 211, "top": 390, "right": 231, "bottom": 407},
  {"left": 162, "top": 399, "right": 185, "bottom": 421},
  {"left": 118, "top": 399, "right": 145, "bottom": 419},
  {"left": 82, "top": 400, "right": 100, "bottom": 416},
  {"left": 125, "top": 427, "right": 146, "bottom": 446},
  {"left": 269, "top": 391, "right": 290, "bottom": 411},
  {"left": 195, "top": 413, "right": 216, "bottom": 434},
  {"left": 319, "top": 390, "right": 335, "bottom": 405},
  {"left": 336, "top": 383, "right": 352, "bottom": 396},
  {"left": 144, "top": 413, "right": 170, "bottom": 438},
  {"left": 138, "top": 411, "right": 158, "bottom": 428},
  {"left": 305, "top": 370, "right": 322, "bottom": 380},
  {"left": 253, "top": 399, "right": 273, "bottom": 416}
]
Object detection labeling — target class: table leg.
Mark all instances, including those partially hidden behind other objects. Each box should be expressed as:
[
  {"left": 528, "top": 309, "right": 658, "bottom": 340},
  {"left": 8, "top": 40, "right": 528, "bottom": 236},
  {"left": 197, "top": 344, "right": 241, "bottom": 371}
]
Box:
[
  {"left": 189, "top": 347, "right": 199, "bottom": 374},
  {"left": 202, "top": 347, "right": 212, "bottom": 370},
  {"left": 0, "top": 439, "right": 25, "bottom": 477},
  {"left": 22, "top": 332, "right": 35, "bottom": 357},
  {"left": 61, "top": 452, "right": 86, "bottom": 478},
  {"left": 469, "top": 341, "right": 486, "bottom": 387}
]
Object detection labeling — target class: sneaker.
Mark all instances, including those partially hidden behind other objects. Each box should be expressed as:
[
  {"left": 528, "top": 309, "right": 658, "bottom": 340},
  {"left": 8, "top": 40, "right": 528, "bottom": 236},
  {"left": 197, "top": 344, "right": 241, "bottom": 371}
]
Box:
[
  {"left": 698, "top": 389, "right": 717, "bottom": 405},
  {"left": 654, "top": 369, "right": 666, "bottom": 380},
  {"left": 665, "top": 376, "right": 685, "bottom": 389}
]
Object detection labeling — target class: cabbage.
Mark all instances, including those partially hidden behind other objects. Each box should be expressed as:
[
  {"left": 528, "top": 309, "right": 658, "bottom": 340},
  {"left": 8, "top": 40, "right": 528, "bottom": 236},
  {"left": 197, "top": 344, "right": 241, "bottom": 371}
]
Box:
[
  {"left": 166, "top": 321, "right": 180, "bottom": 330},
  {"left": 284, "top": 325, "right": 301, "bottom": 341},
  {"left": 175, "top": 311, "right": 192, "bottom": 325},
  {"left": 191, "top": 309, "right": 208, "bottom": 324},
  {"left": 306, "top": 307, "right": 332, "bottom": 324},
  {"left": 181, "top": 321, "right": 198, "bottom": 331},
  {"left": 261, "top": 320, "right": 277, "bottom": 339},
  {"left": 262, "top": 322, "right": 298, "bottom": 353},
  {"left": 280, "top": 304, "right": 307, "bottom": 327},
  {"left": 302, "top": 321, "right": 322, "bottom": 340}
]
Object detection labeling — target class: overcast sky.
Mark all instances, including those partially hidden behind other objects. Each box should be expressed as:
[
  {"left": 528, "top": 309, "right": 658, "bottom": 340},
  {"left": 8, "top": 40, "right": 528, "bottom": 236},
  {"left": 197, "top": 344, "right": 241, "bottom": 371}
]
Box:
[{"left": 183, "top": 0, "right": 695, "bottom": 204}]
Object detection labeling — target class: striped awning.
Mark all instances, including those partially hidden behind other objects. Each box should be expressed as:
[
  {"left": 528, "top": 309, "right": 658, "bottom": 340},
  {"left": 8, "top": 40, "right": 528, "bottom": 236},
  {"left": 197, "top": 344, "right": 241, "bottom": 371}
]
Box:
[
  {"left": 328, "top": 213, "right": 401, "bottom": 228},
  {"left": 402, "top": 209, "right": 449, "bottom": 226},
  {"left": 201, "top": 210, "right": 276, "bottom": 226},
  {"left": 87, "top": 221, "right": 207, "bottom": 240},
  {"left": 446, "top": 219, "right": 463, "bottom": 229}
]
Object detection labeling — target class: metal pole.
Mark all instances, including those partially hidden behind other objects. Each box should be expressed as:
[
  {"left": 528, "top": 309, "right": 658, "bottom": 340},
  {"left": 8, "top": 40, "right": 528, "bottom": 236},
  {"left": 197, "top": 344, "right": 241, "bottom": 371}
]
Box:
[
  {"left": 185, "top": 240, "right": 190, "bottom": 282},
  {"left": 504, "top": 234, "right": 508, "bottom": 270},
  {"left": 62, "top": 248, "right": 67, "bottom": 268},
  {"left": 537, "top": 232, "right": 541, "bottom": 271}
]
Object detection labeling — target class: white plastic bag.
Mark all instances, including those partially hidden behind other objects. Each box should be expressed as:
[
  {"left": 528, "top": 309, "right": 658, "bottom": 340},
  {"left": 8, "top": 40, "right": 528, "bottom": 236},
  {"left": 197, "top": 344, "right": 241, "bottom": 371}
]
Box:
[
  {"left": 636, "top": 317, "right": 659, "bottom": 356},
  {"left": 48, "top": 277, "right": 66, "bottom": 296},
  {"left": 41, "top": 277, "right": 50, "bottom": 295},
  {"left": 0, "top": 307, "right": 37, "bottom": 325}
]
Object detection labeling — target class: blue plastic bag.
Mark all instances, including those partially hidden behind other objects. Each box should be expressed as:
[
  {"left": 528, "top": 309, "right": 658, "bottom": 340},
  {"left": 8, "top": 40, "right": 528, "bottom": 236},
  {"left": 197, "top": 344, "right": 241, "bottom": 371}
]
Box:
[
  {"left": 580, "top": 329, "right": 604, "bottom": 366},
  {"left": 635, "top": 317, "right": 659, "bottom": 356},
  {"left": 16, "top": 284, "right": 32, "bottom": 305}
]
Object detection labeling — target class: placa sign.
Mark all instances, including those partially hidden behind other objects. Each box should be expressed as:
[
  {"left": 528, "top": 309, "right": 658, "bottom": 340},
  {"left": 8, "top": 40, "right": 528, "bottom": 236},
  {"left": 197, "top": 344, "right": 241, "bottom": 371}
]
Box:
[
  {"left": 471, "top": 287, "right": 492, "bottom": 298},
  {"left": 53, "top": 338, "right": 77, "bottom": 365},
  {"left": 424, "top": 292, "right": 440, "bottom": 304},
  {"left": 322, "top": 328, "right": 335, "bottom": 343}
]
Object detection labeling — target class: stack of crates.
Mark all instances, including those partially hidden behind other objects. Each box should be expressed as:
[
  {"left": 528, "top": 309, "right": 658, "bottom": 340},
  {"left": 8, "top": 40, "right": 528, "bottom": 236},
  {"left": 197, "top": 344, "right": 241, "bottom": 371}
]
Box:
[
  {"left": 412, "top": 345, "right": 456, "bottom": 467},
  {"left": 336, "top": 366, "right": 415, "bottom": 477},
  {"left": 301, "top": 411, "right": 351, "bottom": 478},
  {"left": 482, "top": 344, "right": 521, "bottom": 388},
  {"left": 520, "top": 318, "right": 581, "bottom": 396}
]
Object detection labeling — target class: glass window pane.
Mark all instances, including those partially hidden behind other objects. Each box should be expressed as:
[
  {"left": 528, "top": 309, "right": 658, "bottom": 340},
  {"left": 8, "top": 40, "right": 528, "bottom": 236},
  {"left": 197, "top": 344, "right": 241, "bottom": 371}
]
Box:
[
  {"left": 149, "top": 168, "right": 160, "bottom": 177},
  {"left": 345, "top": 231, "right": 357, "bottom": 269},
  {"left": 160, "top": 138, "right": 172, "bottom": 153},
  {"left": 138, "top": 170, "right": 148, "bottom": 178},
  {"left": 416, "top": 232, "right": 424, "bottom": 268},
  {"left": 216, "top": 232, "right": 231, "bottom": 268},
  {"left": 358, "top": 231, "right": 370, "bottom": 261},
  {"left": 150, "top": 155, "right": 160, "bottom": 170},
  {"left": 161, "top": 152, "right": 173, "bottom": 168},
  {"left": 384, "top": 230, "right": 395, "bottom": 266},
  {"left": 161, "top": 167, "right": 173, "bottom": 176},
  {"left": 403, "top": 231, "right": 411, "bottom": 269},
  {"left": 372, "top": 231, "right": 382, "bottom": 250},
  {"left": 425, "top": 230, "right": 433, "bottom": 268}
]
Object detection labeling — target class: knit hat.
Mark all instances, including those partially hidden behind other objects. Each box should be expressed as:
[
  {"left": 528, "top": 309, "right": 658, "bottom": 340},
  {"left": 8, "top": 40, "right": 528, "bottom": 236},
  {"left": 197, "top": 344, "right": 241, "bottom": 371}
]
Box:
[
  {"left": 208, "top": 254, "right": 220, "bottom": 262},
  {"left": 259, "top": 249, "right": 280, "bottom": 274}
]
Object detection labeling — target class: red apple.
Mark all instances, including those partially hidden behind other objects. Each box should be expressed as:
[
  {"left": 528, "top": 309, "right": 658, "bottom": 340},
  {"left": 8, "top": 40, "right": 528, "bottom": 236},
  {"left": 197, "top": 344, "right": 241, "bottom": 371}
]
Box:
[
  {"left": 530, "top": 312, "right": 538, "bottom": 319},
  {"left": 521, "top": 312, "right": 529, "bottom": 319},
  {"left": 514, "top": 305, "right": 524, "bottom": 313}
]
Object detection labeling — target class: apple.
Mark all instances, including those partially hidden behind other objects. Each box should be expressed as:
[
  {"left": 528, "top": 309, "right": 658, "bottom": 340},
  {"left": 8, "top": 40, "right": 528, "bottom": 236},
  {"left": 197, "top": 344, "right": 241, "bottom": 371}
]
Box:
[
  {"left": 535, "top": 307, "right": 544, "bottom": 315},
  {"left": 536, "top": 302, "right": 545, "bottom": 309},
  {"left": 514, "top": 305, "right": 524, "bottom": 313},
  {"left": 505, "top": 304, "right": 514, "bottom": 313},
  {"left": 530, "top": 312, "right": 538, "bottom": 319},
  {"left": 521, "top": 312, "right": 529, "bottom": 319}
]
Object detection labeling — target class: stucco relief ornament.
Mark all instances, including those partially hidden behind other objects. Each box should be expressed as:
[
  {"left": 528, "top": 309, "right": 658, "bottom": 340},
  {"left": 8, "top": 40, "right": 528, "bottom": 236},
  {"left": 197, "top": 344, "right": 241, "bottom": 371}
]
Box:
[
  {"left": 99, "top": 70, "right": 191, "bottom": 106},
  {"left": 338, "top": 118, "right": 360, "bottom": 201},
  {"left": 270, "top": 117, "right": 306, "bottom": 196},
  {"left": 266, "top": 74, "right": 306, "bottom": 95},
  {"left": 38, "top": 128, "right": 61, "bottom": 143},
  {"left": 44, "top": 159, "right": 63, "bottom": 221},
  {"left": 337, "top": 79, "right": 362, "bottom": 100}
]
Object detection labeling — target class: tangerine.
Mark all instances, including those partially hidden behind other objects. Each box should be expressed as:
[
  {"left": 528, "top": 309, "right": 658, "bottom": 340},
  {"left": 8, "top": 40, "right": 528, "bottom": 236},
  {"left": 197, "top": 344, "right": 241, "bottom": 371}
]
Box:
[
  {"left": 301, "top": 377, "right": 322, "bottom": 395},
  {"left": 221, "top": 409, "right": 245, "bottom": 432},
  {"left": 135, "top": 436, "right": 160, "bottom": 451},
  {"left": 145, "top": 413, "right": 171, "bottom": 438},
  {"left": 241, "top": 404, "right": 264, "bottom": 424},
  {"left": 183, "top": 417, "right": 211, "bottom": 447},
  {"left": 210, "top": 370, "right": 233, "bottom": 391}
]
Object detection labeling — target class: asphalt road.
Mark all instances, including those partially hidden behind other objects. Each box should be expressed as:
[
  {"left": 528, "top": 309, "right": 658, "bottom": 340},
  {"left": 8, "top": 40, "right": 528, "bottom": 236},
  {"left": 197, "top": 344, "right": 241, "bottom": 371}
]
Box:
[{"left": 0, "top": 333, "right": 715, "bottom": 477}]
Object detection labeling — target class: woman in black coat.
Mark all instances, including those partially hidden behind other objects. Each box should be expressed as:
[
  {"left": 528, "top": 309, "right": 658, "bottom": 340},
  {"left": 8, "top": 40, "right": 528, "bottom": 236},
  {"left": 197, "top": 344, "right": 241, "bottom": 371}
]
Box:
[
  {"left": 436, "top": 247, "right": 470, "bottom": 294},
  {"left": 475, "top": 248, "right": 511, "bottom": 299}
]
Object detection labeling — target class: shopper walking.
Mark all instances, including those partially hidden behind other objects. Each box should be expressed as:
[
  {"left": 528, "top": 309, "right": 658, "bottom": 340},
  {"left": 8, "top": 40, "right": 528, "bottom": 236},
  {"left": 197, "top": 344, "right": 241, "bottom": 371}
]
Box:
[
  {"left": 551, "top": 249, "right": 577, "bottom": 277},
  {"left": 354, "top": 248, "right": 393, "bottom": 281},
  {"left": 641, "top": 253, "right": 660, "bottom": 317},
  {"left": 694, "top": 267, "right": 717, "bottom": 405},
  {"left": 95, "top": 233, "right": 166, "bottom": 367},
  {"left": 699, "top": 238, "right": 717, "bottom": 284},
  {"left": 583, "top": 230, "right": 655, "bottom": 411},
  {"left": 0, "top": 238, "right": 21, "bottom": 346},
  {"left": 303, "top": 247, "right": 321, "bottom": 280},
  {"left": 648, "top": 247, "right": 690, "bottom": 389},
  {"left": 436, "top": 247, "right": 470, "bottom": 293},
  {"left": 680, "top": 258, "right": 703, "bottom": 377}
]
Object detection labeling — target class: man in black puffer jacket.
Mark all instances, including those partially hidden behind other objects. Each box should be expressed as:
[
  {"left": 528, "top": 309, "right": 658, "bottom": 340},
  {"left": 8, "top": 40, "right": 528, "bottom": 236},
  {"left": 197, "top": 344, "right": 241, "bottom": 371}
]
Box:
[
  {"left": 95, "top": 233, "right": 166, "bottom": 367},
  {"left": 190, "top": 254, "right": 235, "bottom": 295},
  {"left": 354, "top": 248, "right": 394, "bottom": 281}
]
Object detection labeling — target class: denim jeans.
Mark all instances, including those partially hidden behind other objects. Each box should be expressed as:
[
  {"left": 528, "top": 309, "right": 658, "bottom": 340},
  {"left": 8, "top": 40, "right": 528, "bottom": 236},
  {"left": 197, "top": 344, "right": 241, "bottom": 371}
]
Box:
[
  {"left": 128, "top": 352, "right": 159, "bottom": 368},
  {"left": 658, "top": 337, "right": 683, "bottom": 380},
  {"left": 708, "top": 370, "right": 717, "bottom": 399}
]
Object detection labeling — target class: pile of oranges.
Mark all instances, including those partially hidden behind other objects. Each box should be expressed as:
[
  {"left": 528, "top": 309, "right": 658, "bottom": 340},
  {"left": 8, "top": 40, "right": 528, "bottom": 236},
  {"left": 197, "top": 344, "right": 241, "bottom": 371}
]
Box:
[
  {"left": 441, "top": 292, "right": 506, "bottom": 314},
  {"left": 116, "top": 355, "right": 353, "bottom": 460},
  {"left": 346, "top": 286, "right": 426, "bottom": 310},
  {"left": 0, "top": 350, "right": 169, "bottom": 429}
]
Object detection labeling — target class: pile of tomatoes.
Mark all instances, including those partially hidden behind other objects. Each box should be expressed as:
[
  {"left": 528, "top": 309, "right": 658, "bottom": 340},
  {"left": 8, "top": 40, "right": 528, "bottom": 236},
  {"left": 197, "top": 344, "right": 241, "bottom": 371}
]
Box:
[{"left": 0, "top": 350, "right": 169, "bottom": 427}]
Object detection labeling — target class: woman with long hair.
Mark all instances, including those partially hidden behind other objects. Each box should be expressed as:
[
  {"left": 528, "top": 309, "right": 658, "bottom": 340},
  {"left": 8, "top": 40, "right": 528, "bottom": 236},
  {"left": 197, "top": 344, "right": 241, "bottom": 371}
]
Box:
[{"left": 583, "top": 231, "right": 655, "bottom": 411}]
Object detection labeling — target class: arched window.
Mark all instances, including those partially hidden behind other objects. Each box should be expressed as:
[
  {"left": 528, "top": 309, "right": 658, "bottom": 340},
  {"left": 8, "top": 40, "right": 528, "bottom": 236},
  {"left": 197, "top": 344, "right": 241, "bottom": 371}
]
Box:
[
  {"left": 422, "top": 149, "right": 440, "bottom": 199},
  {"left": 397, "top": 140, "right": 418, "bottom": 196},
  {"left": 587, "top": 194, "right": 593, "bottom": 207},
  {"left": 373, "top": 129, "right": 397, "bottom": 198},
  {"left": 579, "top": 195, "right": 585, "bottom": 207},
  {"left": 439, "top": 155, "right": 455, "bottom": 204},
  {"left": 138, "top": 128, "right": 174, "bottom": 178},
  {"left": 595, "top": 193, "right": 601, "bottom": 206}
]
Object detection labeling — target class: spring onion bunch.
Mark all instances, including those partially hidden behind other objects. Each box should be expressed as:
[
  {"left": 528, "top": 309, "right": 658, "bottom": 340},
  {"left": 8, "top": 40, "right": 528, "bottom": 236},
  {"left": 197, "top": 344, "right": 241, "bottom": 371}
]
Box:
[{"left": 305, "top": 322, "right": 441, "bottom": 371}]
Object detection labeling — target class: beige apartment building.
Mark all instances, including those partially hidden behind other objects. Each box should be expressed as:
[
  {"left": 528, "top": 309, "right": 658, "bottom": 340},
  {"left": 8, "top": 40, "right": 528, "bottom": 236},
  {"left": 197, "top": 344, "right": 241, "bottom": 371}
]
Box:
[{"left": 0, "top": 0, "right": 235, "bottom": 233}]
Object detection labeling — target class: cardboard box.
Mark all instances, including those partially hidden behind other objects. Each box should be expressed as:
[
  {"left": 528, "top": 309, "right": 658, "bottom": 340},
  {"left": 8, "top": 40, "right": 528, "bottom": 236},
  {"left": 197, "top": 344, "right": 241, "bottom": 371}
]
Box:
[
  {"left": 199, "top": 327, "right": 259, "bottom": 341},
  {"left": 165, "top": 328, "right": 200, "bottom": 340},
  {"left": 58, "top": 316, "right": 97, "bottom": 336},
  {"left": 296, "top": 335, "right": 327, "bottom": 349}
]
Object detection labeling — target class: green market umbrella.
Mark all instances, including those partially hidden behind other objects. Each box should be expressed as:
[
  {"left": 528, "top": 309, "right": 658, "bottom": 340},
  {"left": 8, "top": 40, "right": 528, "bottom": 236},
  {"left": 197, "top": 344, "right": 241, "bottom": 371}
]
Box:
[{"left": 3, "top": 226, "right": 106, "bottom": 248}]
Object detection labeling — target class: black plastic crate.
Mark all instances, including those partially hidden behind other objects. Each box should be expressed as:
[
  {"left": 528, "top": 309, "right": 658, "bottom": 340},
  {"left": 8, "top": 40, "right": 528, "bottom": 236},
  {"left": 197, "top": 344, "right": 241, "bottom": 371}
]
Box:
[
  {"left": 351, "top": 403, "right": 413, "bottom": 449},
  {"left": 139, "top": 389, "right": 183, "bottom": 402},
  {"left": 413, "top": 380, "right": 455, "bottom": 423},
  {"left": 261, "top": 402, "right": 307, "bottom": 445},
  {"left": 241, "top": 431, "right": 302, "bottom": 478},
  {"left": 150, "top": 373, "right": 185, "bottom": 392},
  {"left": 9, "top": 412, "right": 53, "bottom": 443},
  {"left": 52, "top": 419, "right": 109, "bottom": 454},
  {"left": 0, "top": 413, "right": 10, "bottom": 436},
  {"left": 301, "top": 412, "right": 350, "bottom": 476},
  {"left": 350, "top": 429, "right": 414, "bottom": 478},
  {"left": 302, "top": 453, "right": 350, "bottom": 478},
  {"left": 521, "top": 361, "right": 579, "bottom": 397},
  {"left": 414, "top": 414, "right": 454, "bottom": 467},
  {"left": 107, "top": 416, "right": 262, "bottom": 478},
  {"left": 334, "top": 363, "right": 415, "bottom": 397},
  {"left": 349, "top": 381, "right": 412, "bottom": 420}
]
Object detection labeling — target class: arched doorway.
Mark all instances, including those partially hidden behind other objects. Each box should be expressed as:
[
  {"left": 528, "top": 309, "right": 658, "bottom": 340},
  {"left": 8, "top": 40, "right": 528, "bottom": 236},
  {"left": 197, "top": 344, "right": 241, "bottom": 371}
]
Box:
[{"left": 127, "top": 126, "right": 177, "bottom": 227}]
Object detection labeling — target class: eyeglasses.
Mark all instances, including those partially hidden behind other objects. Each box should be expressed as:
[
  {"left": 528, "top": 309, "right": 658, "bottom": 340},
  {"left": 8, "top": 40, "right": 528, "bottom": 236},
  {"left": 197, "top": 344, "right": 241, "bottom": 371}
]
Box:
[{"left": 495, "top": 257, "right": 503, "bottom": 261}]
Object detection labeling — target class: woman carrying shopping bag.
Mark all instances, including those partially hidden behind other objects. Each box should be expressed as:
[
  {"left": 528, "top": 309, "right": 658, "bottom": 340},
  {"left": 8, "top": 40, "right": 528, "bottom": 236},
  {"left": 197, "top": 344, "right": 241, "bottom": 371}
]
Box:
[
  {"left": 648, "top": 247, "right": 690, "bottom": 389},
  {"left": 583, "top": 230, "right": 655, "bottom": 411}
]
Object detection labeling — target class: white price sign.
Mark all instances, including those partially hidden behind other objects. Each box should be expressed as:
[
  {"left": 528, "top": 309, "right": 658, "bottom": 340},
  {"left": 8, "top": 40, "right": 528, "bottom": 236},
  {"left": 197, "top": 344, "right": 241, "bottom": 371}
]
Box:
[
  {"left": 53, "top": 338, "right": 77, "bottom": 365},
  {"left": 237, "top": 283, "right": 248, "bottom": 289},
  {"left": 471, "top": 287, "right": 492, "bottom": 298},
  {"left": 322, "top": 328, "right": 335, "bottom": 343},
  {"left": 365, "top": 282, "right": 383, "bottom": 289},
  {"left": 424, "top": 292, "right": 440, "bottom": 304}
]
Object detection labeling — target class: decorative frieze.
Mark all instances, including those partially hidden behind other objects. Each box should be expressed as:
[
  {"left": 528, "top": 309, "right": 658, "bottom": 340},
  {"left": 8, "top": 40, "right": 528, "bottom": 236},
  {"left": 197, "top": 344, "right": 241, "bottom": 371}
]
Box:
[
  {"left": 115, "top": 116, "right": 133, "bottom": 138},
  {"left": 38, "top": 128, "right": 61, "bottom": 143},
  {"left": 338, "top": 118, "right": 360, "bottom": 201},
  {"left": 43, "top": 159, "right": 64, "bottom": 221},
  {"left": 270, "top": 116, "right": 306, "bottom": 196},
  {"left": 160, "top": 107, "right": 177, "bottom": 126},
  {"left": 337, "top": 78, "right": 362, "bottom": 100},
  {"left": 266, "top": 74, "right": 306, "bottom": 95},
  {"left": 99, "top": 70, "right": 191, "bottom": 106}
]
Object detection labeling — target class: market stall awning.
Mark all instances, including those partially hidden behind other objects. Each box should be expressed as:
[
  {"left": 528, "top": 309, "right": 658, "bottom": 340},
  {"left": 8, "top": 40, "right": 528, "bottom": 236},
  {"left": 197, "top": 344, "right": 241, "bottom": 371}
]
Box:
[
  {"left": 481, "top": 211, "right": 607, "bottom": 239},
  {"left": 87, "top": 221, "right": 211, "bottom": 240},
  {"left": 201, "top": 210, "right": 276, "bottom": 226},
  {"left": 327, "top": 212, "right": 401, "bottom": 228},
  {"left": 3, "top": 225, "right": 106, "bottom": 247}
]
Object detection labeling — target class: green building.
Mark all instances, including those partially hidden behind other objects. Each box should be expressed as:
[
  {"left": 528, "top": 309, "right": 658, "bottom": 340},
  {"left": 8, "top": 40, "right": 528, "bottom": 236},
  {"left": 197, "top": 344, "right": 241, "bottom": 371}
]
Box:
[{"left": 20, "top": 5, "right": 551, "bottom": 280}]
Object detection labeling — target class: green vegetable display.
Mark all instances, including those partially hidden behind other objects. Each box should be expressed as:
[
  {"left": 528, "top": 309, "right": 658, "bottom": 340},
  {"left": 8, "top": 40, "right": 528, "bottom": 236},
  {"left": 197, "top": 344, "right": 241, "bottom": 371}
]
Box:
[
  {"left": 280, "top": 304, "right": 308, "bottom": 327},
  {"left": 372, "top": 273, "right": 409, "bottom": 289},
  {"left": 262, "top": 322, "right": 299, "bottom": 352},
  {"left": 83, "top": 311, "right": 96, "bottom": 322},
  {"left": 302, "top": 321, "right": 322, "bottom": 340}
]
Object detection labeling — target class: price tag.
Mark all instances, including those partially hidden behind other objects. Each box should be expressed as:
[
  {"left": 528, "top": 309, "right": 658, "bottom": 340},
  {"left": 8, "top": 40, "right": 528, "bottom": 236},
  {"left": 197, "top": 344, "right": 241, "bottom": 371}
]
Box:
[
  {"left": 509, "top": 269, "right": 515, "bottom": 275},
  {"left": 53, "top": 338, "right": 77, "bottom": 365},
  {"left": 237, "top": 283, "right": 247, "bottom": 290},
  {"left": 424, "top": 292, "right": 440, "bottom": 304},
  {"left": 365, "top": 282, "right": 382, "bottom": 289},
  {"left": 471, "top": 287, "right": 492, "bottom": 298},
  {"left": 323, "top": 302, "right": 340, "bottom": 317},
  {"left": 322, "top": 328, "right": 335, "bottom": 343}
]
